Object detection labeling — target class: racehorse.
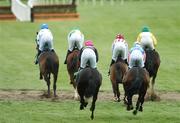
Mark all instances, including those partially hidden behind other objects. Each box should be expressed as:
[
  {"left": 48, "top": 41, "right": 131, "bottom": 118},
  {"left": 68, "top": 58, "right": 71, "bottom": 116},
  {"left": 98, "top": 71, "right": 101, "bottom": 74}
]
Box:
[
  {"left": 38, "top": 50, "right": 59, "bottom": 97},
  {"left": 110, "top": 56, "right": 128, "bottom": 102},
  {"left": 144, "top": 49, "right": 160, "bottom": 101},
  {"left": 76, "top": 67, "right": 102, "bottom": 120},
  {"left": 123, "top": 67, "right": 150, "bottom": 115},
  {"left": 66, "top": 49, "right": 80, "bottom": 99}
]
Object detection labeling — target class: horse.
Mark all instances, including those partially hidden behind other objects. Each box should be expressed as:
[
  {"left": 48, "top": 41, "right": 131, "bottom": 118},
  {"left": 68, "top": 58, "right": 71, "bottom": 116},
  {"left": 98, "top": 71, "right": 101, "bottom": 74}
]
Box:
[
  {"left": 76, "top": 67, "right": 102, "bottom": 120},
  {"left": 144, "top": 49, "right": 160, "bottom": 101},
  {"left": 38, "top": 49, "right": 59, "bottom": 97},
  {"left": 110, "top": 56, "right": 128, "bottom": 102},
  {"left": 123, "top": 67, "right": 150, "bottom": 115},
  {"left": 66, "top": 49, "right": 80, "bottom": 99}
]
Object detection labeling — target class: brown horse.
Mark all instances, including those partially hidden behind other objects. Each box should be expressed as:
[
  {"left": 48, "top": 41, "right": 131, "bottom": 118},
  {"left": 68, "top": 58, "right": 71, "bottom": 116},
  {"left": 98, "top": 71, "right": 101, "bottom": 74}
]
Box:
[
  {"left": 76, "top": 67, "right": 102, "bottom": 120},
  {"left": 144, "top": 49, "right": 160, "bottom": 100},
  {"left": 123, "top": 67, "right": 150, "bottom": 115},
  {"left": 66, "top": 49, "right": 80, "bottom": 99},
  {"left": 38, "top": 50, "right": 59, "bottom": 97},
  {"left": 110, "top": 57, "right": 128, "bottom": 102}
]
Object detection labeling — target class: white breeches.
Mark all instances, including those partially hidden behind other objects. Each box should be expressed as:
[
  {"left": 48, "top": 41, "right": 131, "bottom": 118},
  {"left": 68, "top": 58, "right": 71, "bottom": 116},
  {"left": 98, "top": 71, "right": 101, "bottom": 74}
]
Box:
[
  {"left": 112, "top": 42, "right": 128, "bottom": 61},
  {"left": 80, "top": 48, "right": 97, "bottom": 69},
  {"left": 68, "top": 31, "right": 84, "bottom": 51},
  {"left": 128, "top": 50, "right": 145, "bottom": 68},
  {"left": 38, "top": 30, "right": 54, "bottom": 51},
  {"left": 140, "top": 37, "right": 154, "bottom": 50}
]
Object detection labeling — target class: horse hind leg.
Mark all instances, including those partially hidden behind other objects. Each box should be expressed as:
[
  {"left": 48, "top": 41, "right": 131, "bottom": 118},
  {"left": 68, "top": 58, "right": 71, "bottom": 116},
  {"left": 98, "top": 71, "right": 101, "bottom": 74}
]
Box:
[
  {"left": 44, "top": 74, "right": 51, "bottom": 98},
  {"left": 116, "top": 83, "right": 120, "bottom": 102},
  {"left": 90, "top": 87, "right": 99, "bottom": 120},
  {"left": 127, "top": 94, "right": 133, "bottom": 111},
  {"left": 133, "top": 94, "right": 141, "bottom": 115},
  {"left": 53, "top": 74, "right": 57, "bottom": 97},
  {"left": 39, "top": 72, "right": 43, "bottom": 80},
  {"left": 150, "top": 74, "right": 160, "bottom": 101},
  {"left": 112, "top": 82, "right": 119, "bottom": 102},
  {"left": 139, "top": 90, "right": 147, "bottom": 112}
]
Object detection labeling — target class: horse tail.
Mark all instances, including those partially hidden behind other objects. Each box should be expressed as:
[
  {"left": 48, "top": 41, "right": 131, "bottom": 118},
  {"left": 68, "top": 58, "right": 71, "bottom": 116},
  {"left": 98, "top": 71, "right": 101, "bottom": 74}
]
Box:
[
  {"left": 71, "top": 54, "right": 79, "bottom": 69},
  {"left": 115, "top": 63, "right": 123, "bottom": 83},
  {"left": 46, "top": 57, "right": 53, "bottom": 73},
  {"left": 128, "top": 68, "right": 143, "bottom": 94},
  {"left": 85, "top": 76, "right": 96, "bottom": 98}
]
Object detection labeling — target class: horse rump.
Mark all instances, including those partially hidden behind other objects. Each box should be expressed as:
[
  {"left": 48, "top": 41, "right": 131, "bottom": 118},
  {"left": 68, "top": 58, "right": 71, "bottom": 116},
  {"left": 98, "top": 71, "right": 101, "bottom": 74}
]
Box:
[
  {"left": 76, "top": 67, "right": 102, "bottom": 119},
  {"left": 38, "top": 51, "right": 59, "bottom": 97},
  {"left": 145, "top": 49, "right": 160, "bottom": 77},
  {"left": 123, "top": 67, "right": 149, "bottom": 115},
  {"left": 110, "top": 60, "right": 128, "bottom": 102}
]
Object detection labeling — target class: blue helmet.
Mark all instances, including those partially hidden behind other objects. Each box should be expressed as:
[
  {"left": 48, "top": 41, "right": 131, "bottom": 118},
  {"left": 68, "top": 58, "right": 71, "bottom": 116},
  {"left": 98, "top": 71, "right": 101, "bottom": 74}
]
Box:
[{"left": 40, "top": 23, "right": 48, "bottom": 29}]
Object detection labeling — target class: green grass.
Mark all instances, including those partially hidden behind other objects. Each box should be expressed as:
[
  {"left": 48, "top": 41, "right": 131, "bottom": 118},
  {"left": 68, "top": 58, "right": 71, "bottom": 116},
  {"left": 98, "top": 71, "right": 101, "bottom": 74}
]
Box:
[
  {"left": 0, "top": 100, "right": 180, "bottom": 123},
  {"left": 0, "top": 0, "right": 180, "bottom": 122},
  {"left": 0, "top": 0, "right": 180, "bottom": 91}
]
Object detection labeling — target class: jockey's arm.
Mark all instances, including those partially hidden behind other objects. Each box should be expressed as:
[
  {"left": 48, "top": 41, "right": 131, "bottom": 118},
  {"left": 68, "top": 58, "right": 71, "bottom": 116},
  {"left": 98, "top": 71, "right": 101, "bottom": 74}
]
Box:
[
  {"left": 151, "top": 33, "right": 157, "bottom": 47},
  {"left": 136, "top": 33, "right": 142, "bottom": 42},
  {"left": 79, "top": 48, "right": 83, "bottom": 61},
  {"left": 94, "top": 48, "right": 99, "bottom": 63}
]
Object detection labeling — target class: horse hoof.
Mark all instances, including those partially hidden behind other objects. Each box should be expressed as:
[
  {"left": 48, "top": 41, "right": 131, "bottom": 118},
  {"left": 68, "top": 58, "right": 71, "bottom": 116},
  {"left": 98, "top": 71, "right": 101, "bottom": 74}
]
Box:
[
  {"left": 91, "top": 115, "right": 94, "bottom": 120},
  {"left": 113, "top": 97, "right": 120, "bottom": 102},
  {"left": 40, "top": 76, "right": 43, "bottom": 80},
  {"left": 151, "top": 94, "right": 160, "bottom": 101},
  {"left": 84, "top": 102, "right": 88, "bottom": 107},
  {"left": 133, "top": 110, "right": 137, "bottom": 115},
  {"left": 139, "top": 106, "right": 143, "bottom": 112},
  {"left": 80, "top": 105, "right": 84, "bottom": 110}
]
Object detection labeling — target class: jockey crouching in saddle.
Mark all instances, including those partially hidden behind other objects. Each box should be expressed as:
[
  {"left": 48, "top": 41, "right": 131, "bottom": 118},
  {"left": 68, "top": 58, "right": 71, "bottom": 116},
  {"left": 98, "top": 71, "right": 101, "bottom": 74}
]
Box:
[
  {"left": 136, "top": 26, "right": 157, "bottom": 51},
  {"left": 64, "top": 28, "right": 84, "bottom": 64},
  {"left": 108, "top": 34, "right": 129, "bottom": 75},
  {"left": 128, "top": 42, "right": 146, "bottom": 69},
  {"left": 34, "top": 23, "right": 55, "bottom": 64},
  {"left": 78, "top": 40, "right": 99, "bottom": 72}
]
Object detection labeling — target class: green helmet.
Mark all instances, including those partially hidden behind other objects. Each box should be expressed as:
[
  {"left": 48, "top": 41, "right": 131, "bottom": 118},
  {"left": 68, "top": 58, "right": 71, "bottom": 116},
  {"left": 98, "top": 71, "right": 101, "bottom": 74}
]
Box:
[{"left": 142, "top": 26, "right": 149, "bottom": 32}]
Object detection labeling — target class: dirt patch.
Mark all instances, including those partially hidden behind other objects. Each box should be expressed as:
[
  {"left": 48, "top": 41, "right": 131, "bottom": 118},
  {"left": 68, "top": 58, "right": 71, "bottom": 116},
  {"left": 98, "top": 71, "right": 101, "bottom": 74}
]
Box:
[{"left": 0, "top": 89, "right": 180, "bottom": 102}]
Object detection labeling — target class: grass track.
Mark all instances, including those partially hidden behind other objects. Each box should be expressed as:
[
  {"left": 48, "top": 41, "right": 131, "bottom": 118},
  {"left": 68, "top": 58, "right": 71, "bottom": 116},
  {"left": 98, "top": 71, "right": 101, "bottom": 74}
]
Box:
[{"left": 0, "top": 0, "right": 180, "bottom": 122}]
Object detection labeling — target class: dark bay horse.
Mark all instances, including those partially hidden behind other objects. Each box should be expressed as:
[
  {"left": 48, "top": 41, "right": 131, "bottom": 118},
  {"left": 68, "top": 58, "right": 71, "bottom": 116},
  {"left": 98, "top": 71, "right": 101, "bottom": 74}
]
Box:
[
  {"left": 66, "top": 49, "right": 80, "bottom": 99},
  {"left": 110, "top": 56, "right": 128, "bottom": 102},
  {"left": 123, "top": 67, "right": 150, "bottom": 115},
  {"left": 145, "top": 49, "right": 160, "bottom": 100},
  {"left": 38, "top": 50, "right": 59, "bottom": 97},
  {"left": 76, "top": 67, "right": 102, "bottom": 120}
]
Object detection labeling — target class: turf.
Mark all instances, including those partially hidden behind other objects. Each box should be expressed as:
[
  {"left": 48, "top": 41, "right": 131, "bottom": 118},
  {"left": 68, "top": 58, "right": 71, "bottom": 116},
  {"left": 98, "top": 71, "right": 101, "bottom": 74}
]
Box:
[{"left": 0, "top": 0, "right": 180, "bottom": 122}]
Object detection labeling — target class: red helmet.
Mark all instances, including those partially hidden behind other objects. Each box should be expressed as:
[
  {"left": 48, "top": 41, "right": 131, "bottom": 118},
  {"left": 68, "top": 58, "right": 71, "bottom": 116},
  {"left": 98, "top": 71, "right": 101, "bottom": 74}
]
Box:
[
  {"left": 85, "top": 40, "right": 93, "bottom": 46},
  {"left": 116, "top": 34, "right": 124, "bottom": 40}
]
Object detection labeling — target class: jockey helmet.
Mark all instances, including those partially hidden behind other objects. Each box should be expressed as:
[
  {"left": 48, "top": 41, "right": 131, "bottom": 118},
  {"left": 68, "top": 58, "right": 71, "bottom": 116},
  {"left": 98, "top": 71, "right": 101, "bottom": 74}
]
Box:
[
  {"left": 85, "top": 40, "right": 93, "bottom": 46},
  {"left": 116, "top": 34, "right": 124, "bottom": 40},
  {"left": 142, "top": 26, "right": 149, "bottom": 32},
  {"left": 40, "top": 23, "right": 49, "bottom": 29}
]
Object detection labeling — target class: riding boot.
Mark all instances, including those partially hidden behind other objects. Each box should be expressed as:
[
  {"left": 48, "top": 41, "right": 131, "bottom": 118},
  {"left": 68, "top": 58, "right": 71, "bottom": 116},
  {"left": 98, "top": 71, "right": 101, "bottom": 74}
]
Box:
[
  {"left": 35, "top": 50, "right": 41, "bottom": 65},
  {"left": 51, "top": 49, "right": 55, "bottom": 52},
  {"left": 108, "top": 59, "right": 115, "bottom": 76},
  {"left": 74, "top": 67, "right": 83, "bottom": 79},
  {"left": 64, "top": 50, "right": 72, "bottom": 64},
  {"left": 124, "top": 59, "right": 129, "bottom": 65}
]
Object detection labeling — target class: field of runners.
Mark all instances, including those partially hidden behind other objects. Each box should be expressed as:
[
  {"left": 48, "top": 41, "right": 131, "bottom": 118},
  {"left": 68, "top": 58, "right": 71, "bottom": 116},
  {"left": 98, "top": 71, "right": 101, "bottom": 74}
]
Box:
[{"left": 0, "top": 0, "right": 180, "bottom": 123}]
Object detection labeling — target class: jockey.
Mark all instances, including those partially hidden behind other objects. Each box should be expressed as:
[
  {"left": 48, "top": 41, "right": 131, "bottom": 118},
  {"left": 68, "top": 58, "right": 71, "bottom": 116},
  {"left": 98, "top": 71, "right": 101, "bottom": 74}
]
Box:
[
  {"left": 108, "top": 34, "right": 128, "bottom": 75},
  {"left": 64, "top": 28, "right": 84, "bottom": 64},
  {"left": 34, "top": 23, "right": 54, "bottom": 64},
  {"left": 136, "top": 26, "right": 157, "bottom": 50},
  {"left": 79, "top": 40, "right": 99, "bottom": 70},
  {"left": 128, "top": 42, "right": 146, "bottom": 69}
]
